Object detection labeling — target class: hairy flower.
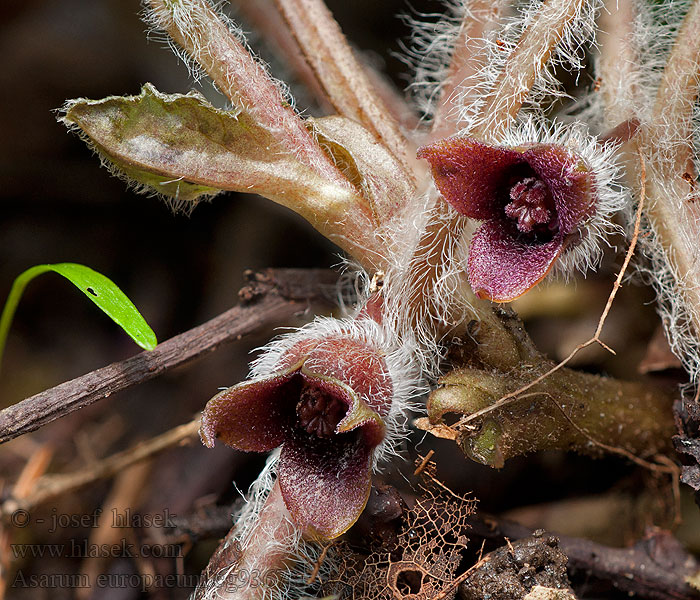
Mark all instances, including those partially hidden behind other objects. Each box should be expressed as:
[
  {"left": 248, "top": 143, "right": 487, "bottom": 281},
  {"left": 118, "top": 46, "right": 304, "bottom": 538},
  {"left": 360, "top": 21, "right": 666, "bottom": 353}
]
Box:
[
  {"left": 418, "top": 122, "right": 623, "bottom": 302},
  {"left": 199, "top": 319, "right": 409, "bottom": 541}
]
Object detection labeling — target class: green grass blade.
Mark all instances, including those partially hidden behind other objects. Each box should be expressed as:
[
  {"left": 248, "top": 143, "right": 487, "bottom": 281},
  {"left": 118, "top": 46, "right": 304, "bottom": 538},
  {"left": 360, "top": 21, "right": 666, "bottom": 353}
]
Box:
[{"left": 0, "top": 263, "right": 157, "bottom": 371}]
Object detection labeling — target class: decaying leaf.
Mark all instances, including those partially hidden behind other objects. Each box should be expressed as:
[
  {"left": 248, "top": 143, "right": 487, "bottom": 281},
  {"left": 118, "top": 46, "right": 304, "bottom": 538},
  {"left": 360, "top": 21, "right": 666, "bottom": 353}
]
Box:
[{"left": 322, "top": 461, "right": 475, "bottom": 600}]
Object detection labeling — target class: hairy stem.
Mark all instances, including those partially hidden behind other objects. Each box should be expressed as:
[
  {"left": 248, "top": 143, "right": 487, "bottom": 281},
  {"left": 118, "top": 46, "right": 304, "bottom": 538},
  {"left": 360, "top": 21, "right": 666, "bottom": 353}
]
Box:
[
  {"left": 431, "top": 0, "right": 507, "bottom": 139},
  {"left": 144, "top": 0, "right": 351, "bottom": 190},
  {"left": 273, "top": 0, "right": 416, "bottom": 186},
  {"left": 193, "top": 482, "right": 300, "bottom": 600},
  {"left": 640, "top": 0, "right": 700, "bottom": 375},
  {"left": 597, "top": 0, "right": 639, "bottom": 125},
  {"left": 472, "top": 0, "right": 586, "bottom": 139},
  {"left": 232, "top": 0, "right": 334, "bottom": 114}
]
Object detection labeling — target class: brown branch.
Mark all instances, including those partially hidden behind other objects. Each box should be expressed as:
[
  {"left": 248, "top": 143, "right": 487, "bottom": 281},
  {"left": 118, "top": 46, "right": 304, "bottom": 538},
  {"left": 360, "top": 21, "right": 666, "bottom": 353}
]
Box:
[{"left": 0, "top": 268, "right": 337, "bottom": 445}]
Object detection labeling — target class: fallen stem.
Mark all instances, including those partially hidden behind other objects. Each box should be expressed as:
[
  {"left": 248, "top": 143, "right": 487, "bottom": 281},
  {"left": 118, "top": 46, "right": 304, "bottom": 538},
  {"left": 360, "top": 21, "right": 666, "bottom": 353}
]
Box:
[{"left": 0, "top": 417, "right": 200, "bottom": 518}]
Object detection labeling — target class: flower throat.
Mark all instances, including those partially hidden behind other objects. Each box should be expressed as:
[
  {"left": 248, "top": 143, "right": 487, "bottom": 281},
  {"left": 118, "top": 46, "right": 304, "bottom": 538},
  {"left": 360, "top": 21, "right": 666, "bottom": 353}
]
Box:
[{"left": 296, "top": 382, "right": 347, "bottom": 438}]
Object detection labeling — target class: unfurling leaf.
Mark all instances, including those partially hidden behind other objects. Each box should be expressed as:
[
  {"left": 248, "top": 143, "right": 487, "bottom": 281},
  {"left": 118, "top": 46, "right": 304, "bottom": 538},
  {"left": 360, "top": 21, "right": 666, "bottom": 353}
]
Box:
[
  {"left": 60, "top": 84, "right": 362, "bottom": 217},
  {"left": 0, "top": 263, "right": 157, "bottom": 371},
  {"left": 61, "top": 84, "right": 378, "bottom": 263},
  {"left": 309, "top": 116, "right": 415, "bottom": 223}
]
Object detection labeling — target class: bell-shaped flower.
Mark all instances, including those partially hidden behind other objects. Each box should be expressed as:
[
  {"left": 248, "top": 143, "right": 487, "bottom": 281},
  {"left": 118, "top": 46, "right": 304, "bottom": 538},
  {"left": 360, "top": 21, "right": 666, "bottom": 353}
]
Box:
[
  {"left": 418, "top": 122, "right": 623, "bottom": 302},
  {"left": 199, "top": 320, "right": 405, "bottom": 541}
]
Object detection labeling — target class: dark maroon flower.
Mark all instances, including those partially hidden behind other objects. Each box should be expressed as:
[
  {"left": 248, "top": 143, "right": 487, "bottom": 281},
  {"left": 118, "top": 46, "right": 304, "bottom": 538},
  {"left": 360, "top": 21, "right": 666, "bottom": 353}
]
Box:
[
  {"left": 199, "top": 331, "right": 393, "bottom": 540},
  {"left": 418, "top": 136, "right": 600, "bottom": 302}
]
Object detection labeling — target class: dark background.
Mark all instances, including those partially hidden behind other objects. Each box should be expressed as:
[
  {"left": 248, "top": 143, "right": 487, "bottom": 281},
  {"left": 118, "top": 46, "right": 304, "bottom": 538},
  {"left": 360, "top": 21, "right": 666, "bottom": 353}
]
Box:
[
  {"left": 0, "top": 2, "right": 692, "bottom": 599},
  {"left": 0, "top": 2, "right": 435, "bottom": 598},
  {"left": 0, "top": 0, "right": 425, "bottom": 407}
]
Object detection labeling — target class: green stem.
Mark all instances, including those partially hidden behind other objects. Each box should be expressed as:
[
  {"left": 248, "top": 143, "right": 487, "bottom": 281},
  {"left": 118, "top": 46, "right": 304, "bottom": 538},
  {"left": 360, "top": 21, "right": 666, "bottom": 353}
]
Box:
[{"left": 0, "top": 265, "right": 52, "bottom": 373}]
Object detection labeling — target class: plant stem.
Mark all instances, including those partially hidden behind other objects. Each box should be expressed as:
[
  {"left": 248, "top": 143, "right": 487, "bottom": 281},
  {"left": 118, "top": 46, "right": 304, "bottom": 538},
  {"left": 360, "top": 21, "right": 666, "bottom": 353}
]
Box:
[
  {"left": 640, "top": 0, "right": 700, "bottom": 374},
  {"left": 597, "top": 0, "right": 639, "bottom": 125},
  {"left": 0, "top": 265, "right": 49, "bottom": 373},
  {"left": 273, "top": 0, "right": 416, "bottom": 183},
  {"left": 429, "top": 361, "right": 675, "bottom": 468},
  {"left": 430, "top": 0, "right": 507, "bottom": 139},
  {"left": 144, "top": 0, "right": 351, "bottom": 190},
  {"left": 232, "top": 0, "right": 334, "bottom": 114},
  {"left": 472, "top": 0, "right": 586, "bottom": 139},
  {"left": 193, "top": 482, "right": 300, "bottom": 600}
]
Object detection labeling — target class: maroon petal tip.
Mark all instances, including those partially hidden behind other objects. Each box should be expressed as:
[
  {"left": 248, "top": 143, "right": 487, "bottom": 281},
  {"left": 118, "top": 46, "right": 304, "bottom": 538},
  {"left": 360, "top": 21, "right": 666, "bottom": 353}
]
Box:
[
  {"left": 418, "top": 137, "right": 527, "bottom": 220},
  {"left": 200, "top": 372, "right": 299, "bottom": 452},
  {"left": 468, "top": 221, "right": 564, "bottom": 302},
  {"left": 278, "top": 431, "right": 374, "bottom": 540}
]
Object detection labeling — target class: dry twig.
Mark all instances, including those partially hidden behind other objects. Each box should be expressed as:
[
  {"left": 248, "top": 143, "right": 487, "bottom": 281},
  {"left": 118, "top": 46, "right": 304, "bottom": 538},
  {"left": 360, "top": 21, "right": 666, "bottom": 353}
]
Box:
[
  {"left": 0, "top": 417, "right": 200, "bottom": 518},
  {"left": 0, "top": 268, "right": 336, "bottom": 444}
]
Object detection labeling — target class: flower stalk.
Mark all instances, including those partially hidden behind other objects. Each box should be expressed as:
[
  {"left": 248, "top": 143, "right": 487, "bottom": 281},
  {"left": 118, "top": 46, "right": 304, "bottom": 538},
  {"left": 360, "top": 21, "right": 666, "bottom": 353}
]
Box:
[
  {"left": 636, "top": 0, "right": 700, "bottom": 381},
  {"left": 193, "top": 480, "right": 300, "bottom": 600},
  {"left": 274, "top": 0, "right": 416, "bottom": 182},
  {"left": 422, "top": 0, "right": 508, "bottom": 140},
  {"left": 470, "top": 0, "right": 589, "bottom": 139}
]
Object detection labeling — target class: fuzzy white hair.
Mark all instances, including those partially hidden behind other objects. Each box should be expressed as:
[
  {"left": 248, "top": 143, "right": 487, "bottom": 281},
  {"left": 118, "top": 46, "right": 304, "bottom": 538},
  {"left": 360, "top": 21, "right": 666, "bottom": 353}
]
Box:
[
  {"left": 193, "top": 451, "right": 323, "bottom": 600},
  {"left": 497, "top": 117, "right": 628, "bottom": 279},
  {"left": 457, "top": 0, "right": 603, "bottom": 135},
  {"left": 400, "top": 0, "right": 470, "bottom": 122},
  {"left": 592, "top": 0, "right": 700, "bottom": 386},
  {"left": 250, "top": 314, "right": 425, "bottom": 468},
  {"left": 402, "top": 0, "right": 603, "bottom": 134}
]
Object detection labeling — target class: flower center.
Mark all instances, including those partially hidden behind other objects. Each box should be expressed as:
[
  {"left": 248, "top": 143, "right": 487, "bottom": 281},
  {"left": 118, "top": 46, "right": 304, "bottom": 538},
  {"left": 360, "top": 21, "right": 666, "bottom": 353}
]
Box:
[
  {"left": 504, "top": 176, "right": 556, "bottom": 234},
  {"left": 296, "top": 383, "right": 347, "bottom": 438}
]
